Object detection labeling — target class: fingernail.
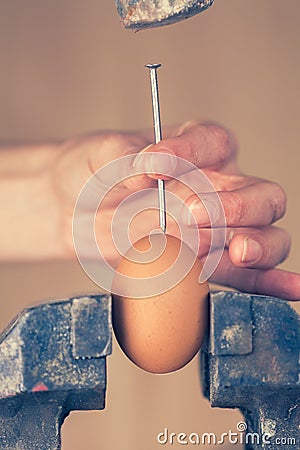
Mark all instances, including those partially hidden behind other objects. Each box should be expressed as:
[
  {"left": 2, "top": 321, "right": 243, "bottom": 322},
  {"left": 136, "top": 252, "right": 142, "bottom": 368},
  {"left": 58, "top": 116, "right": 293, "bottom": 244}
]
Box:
[
  {"left": 186, "top": 197, "right": 220, "bottom": 227},
  {"left": 132, "top": 144, "right": 154, "bottom": 168},
  {"left": 145, "top": 150, "right": 177, "bottom": 175},
  {"left": 241, "top": 237, "right": 262, "bottom": 263}
]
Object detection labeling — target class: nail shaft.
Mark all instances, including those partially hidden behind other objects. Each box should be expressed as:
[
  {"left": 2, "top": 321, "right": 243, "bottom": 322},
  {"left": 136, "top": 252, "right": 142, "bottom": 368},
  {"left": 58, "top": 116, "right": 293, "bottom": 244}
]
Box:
[{"left": 145, "top": 63, "right": 166, "bottom": 233}]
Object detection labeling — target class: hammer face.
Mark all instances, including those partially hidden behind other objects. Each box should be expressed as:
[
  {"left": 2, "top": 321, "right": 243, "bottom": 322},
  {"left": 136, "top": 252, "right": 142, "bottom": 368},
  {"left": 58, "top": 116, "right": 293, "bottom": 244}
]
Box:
[{"left": 115, "top": 0, "right": 214, "bottom": 29}]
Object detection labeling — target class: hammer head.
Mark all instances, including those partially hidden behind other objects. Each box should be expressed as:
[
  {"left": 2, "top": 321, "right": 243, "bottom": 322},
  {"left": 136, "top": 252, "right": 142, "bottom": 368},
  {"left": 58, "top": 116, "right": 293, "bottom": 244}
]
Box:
[{"left": 115, "top": 0, "right": 214, "bottom": 29}]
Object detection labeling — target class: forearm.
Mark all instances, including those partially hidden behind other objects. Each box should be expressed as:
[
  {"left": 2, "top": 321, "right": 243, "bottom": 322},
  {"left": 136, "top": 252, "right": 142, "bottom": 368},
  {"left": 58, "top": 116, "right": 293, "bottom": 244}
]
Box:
[{"left": 0, "top": 142, "right": 65, "bottom": 261}]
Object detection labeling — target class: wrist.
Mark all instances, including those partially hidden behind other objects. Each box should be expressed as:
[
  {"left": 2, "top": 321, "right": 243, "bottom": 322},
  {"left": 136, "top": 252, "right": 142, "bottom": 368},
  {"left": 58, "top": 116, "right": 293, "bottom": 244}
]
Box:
[{"left": 0, "top": 142, "right": 66, "bottom": 261}]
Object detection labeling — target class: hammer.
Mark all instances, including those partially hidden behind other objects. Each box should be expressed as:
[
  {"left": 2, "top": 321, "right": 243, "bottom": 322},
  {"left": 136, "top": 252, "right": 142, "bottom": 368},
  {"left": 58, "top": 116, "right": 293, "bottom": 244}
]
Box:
[{"left": 115, "top": 0, "right": 214, "bottom": 29}]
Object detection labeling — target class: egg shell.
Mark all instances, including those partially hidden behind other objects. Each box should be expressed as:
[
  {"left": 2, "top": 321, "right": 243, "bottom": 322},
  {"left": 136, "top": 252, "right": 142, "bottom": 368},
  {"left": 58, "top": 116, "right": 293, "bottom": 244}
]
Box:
[{"left": 112, "top": 234, "right": 209, "bottom": 374}]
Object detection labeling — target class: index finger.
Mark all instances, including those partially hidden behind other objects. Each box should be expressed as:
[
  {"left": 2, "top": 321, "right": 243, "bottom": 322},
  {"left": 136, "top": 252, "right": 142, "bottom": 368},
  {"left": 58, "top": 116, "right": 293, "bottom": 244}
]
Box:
[{"left": 145, "top": 121, "right": 238, "bottom": 171}]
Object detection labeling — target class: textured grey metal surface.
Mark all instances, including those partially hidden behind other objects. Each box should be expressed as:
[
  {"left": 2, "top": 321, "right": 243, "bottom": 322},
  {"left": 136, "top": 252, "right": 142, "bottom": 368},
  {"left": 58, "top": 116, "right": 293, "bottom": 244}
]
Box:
[
  {"left": 0, "top": 294, "right": 112, "bottom": 450},
  {"left": 201, "top": 291, "right": 300, "bottom": 449},
  {"left": 115, "top": 0, "right": 214, "bottom": 29},
  {"left": 1, "top": 289, "right": 299, "bottom": 449}
]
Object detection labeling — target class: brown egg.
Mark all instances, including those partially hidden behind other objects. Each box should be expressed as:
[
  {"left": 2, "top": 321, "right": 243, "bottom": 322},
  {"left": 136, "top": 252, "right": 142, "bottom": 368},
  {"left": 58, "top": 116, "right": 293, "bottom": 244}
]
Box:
[{"left": 112, "top": 234, "right": 209, "bottom": 374}]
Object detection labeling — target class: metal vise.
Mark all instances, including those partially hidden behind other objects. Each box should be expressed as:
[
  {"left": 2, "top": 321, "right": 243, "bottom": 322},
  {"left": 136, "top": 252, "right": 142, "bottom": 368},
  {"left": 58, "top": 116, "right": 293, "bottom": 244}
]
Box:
[
  {"left": 0, "top": 295, "right": 112, "bottom": 450},
  {"left": 201, "top": 292, "right": 300, "bottom": 449},
  {"left": 0, "top": 291, "right": 299, "bottom": 449},
  {"left": 115, "top": 0, "right": 214, "bottom": 29}
]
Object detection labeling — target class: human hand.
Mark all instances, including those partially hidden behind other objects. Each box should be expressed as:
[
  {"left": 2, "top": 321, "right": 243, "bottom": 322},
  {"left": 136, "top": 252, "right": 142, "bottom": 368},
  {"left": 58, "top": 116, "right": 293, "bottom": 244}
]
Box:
[
  {"left": 51, "top": 123, "right": 299, "bottom": 300},
  {"left": 140, "top": 121, "right": 300, "bottom": 300}
]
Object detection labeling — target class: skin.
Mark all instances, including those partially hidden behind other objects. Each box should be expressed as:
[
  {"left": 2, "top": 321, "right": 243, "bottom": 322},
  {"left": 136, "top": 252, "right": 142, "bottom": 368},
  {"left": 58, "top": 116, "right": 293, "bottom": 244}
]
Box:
[{"left": 0, "top": 121, "right": 299, "bottom": 300}]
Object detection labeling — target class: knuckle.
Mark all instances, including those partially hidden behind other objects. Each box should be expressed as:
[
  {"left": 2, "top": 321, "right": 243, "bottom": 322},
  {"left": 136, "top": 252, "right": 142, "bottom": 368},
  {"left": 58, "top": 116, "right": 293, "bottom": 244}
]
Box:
[
  {"left": 261, "top": 240, "right": 272, "bottom": 265},
  {"left": 225, "top": 191, "right": 246, "bottom": 226},
  {"left": 208, "top": 125, "right": 233, "bottom": 162},
  {"left": 269, "top": 182, "right": 287, "bottom": 221}
]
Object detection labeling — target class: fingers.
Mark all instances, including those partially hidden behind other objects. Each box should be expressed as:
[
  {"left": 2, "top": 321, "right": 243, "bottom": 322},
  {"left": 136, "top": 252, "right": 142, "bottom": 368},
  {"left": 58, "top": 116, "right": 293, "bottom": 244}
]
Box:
[
  {"left": 227, "top": 226, "right": 291, "bottom": 268},
  {"left": 194, "top": 225, "right": 291, "bottom": 269},
  {"left": 192, "top": 226, "right": 291, "bottom": 269},
  {"left": 83, "top": 123, "right": 237, "bottom": 191},
  {"left": 185, "top": 180, "right": 287, "bottom": 228},
  {"left": 139, "top": 122, "right": 237, "bottom": 176},
  {"left": 209, "top": 250, "right": 300, "bottom": 301}
]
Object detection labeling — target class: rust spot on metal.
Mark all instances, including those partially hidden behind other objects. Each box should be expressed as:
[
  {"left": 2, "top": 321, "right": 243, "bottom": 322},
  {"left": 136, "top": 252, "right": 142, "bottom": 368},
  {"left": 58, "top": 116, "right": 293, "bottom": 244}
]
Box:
[
  {"left": 127, "top": 6, "right": 136, "bottom": 17},
  {"left": 32, "top": 382, "right": 49, "bottom": 392}
]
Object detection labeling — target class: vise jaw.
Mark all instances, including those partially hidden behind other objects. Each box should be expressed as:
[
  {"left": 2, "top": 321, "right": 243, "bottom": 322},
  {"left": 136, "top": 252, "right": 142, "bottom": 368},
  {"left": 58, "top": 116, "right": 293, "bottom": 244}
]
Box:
[
  {"left": 201, "top": 292, "right": 300, "bottom": 450},
  {"left": 0, "top": 294, "right": 112, "bottom": 450}
]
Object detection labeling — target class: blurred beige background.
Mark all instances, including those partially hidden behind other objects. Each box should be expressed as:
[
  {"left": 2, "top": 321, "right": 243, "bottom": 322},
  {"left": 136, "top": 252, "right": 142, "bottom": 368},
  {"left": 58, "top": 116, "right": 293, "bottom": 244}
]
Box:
[{"left": 0, "top": 1, "right": 299, "bottom": 449}]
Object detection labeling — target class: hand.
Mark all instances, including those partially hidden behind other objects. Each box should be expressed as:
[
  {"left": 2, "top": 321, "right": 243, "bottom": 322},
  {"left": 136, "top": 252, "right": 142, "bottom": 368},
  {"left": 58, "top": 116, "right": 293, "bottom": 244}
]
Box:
[
  {"left": 144, "top": 121, "right": 300, "bottom": 300},
  {"left": 4, "top": 124, "right": 297, "bottom": 299},
  {"left": 51, "top": 122, "right": 300, "bottom": 300}
]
